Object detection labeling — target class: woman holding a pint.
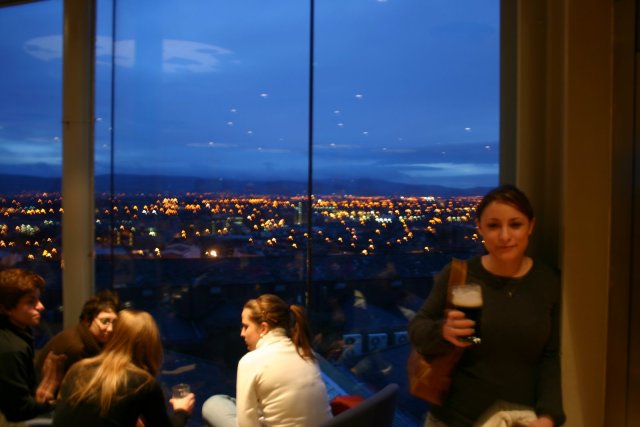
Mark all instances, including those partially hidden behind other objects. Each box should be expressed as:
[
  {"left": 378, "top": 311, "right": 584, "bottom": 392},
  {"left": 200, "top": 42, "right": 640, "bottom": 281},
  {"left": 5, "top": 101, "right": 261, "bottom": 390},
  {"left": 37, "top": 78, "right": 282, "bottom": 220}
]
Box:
[{"left": 409, "top": 185, "right": 565, "bottom": 427}]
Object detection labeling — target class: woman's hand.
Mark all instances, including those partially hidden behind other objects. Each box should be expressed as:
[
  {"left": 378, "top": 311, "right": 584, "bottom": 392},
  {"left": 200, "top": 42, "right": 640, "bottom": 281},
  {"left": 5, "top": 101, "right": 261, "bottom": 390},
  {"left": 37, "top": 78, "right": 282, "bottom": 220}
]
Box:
[
  {"left": 527, "top": 416, "right": 554, "bottom": 427},
  {"left": 442, "top": 309, "right": 475, "bottom": 347},
  {"left": 170, "top": 392, "right": 196, "bottom": 415}
]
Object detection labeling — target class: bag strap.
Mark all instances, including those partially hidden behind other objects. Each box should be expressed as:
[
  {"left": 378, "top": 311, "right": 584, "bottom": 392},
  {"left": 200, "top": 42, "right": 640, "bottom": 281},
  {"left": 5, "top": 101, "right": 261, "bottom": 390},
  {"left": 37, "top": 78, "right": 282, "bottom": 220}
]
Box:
[{"left": 445, "top": 258, "right": 468, "bottom": 308}]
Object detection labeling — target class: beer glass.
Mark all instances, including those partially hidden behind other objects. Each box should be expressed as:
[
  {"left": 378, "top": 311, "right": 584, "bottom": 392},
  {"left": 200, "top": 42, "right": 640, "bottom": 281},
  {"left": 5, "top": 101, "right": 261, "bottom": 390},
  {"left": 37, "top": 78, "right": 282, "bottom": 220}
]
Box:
[{"left": 451, "top": 283, "right": 483, "bottom": 344}]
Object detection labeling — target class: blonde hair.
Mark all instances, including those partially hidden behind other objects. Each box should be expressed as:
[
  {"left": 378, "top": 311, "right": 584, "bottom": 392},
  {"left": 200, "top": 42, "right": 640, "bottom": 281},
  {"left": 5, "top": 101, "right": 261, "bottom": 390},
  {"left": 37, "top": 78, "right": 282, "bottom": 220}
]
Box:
[
  {"left": 64, "top": 309, "right": 163, "bottom": 414},
  {"left": 244, "top": 294, "right": 315, "bottom": 360}
]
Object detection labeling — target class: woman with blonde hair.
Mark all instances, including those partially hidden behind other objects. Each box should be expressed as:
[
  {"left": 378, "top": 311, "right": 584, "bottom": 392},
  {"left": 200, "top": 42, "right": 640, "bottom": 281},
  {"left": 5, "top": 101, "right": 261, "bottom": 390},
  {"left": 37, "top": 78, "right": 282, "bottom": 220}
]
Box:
[
  {"left": 202, "top": 294, "right": 332, "bottom": 427},
  {"left": 52, "top": 309, "right": 195, "bottom": 427}
]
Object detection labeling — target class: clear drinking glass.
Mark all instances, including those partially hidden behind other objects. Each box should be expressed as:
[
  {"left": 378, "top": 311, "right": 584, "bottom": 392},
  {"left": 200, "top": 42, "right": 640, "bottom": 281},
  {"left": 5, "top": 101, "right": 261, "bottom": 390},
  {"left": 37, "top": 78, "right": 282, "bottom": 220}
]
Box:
[{"left": 172, "top": 383, "right": 191, "bottom": 398}]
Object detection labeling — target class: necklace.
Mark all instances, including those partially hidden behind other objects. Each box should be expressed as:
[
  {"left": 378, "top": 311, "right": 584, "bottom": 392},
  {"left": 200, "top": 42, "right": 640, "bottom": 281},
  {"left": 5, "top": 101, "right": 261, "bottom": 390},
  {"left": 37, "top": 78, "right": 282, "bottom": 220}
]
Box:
[{"left": 506, "top": 280, "right": 518, "bottom": 297}]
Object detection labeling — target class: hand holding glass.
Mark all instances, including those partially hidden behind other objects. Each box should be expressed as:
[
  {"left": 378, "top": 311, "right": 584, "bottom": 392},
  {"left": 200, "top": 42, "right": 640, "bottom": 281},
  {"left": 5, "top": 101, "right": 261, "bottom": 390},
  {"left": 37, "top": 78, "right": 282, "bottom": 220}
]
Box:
[
  {"left": 451, "top": 283, "right": 483, "bottom": 345},
  {"left": 172, "top": 383, "right": 191, "bottom": 398}
]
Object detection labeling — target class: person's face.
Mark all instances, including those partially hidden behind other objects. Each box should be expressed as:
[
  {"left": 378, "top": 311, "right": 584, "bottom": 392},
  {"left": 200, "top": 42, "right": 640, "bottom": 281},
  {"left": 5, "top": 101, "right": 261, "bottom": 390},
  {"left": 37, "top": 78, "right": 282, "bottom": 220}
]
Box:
[
  {"left": 240, "top": 308, "right": 266, "bottom": 351},
  {"left": 476, "top": 201, "right": 535, "bottom": 263},
  {"left": 88, "top": 309, "right": 118, "bottom": 344},
  {"left": 5, "top": 289, "right": 44, "bottom": 329}
]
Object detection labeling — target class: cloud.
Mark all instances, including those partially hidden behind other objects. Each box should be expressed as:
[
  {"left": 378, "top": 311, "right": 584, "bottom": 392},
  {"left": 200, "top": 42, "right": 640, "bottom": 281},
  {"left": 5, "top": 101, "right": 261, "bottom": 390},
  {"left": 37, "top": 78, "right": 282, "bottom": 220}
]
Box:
[
  {"left": 0, "top": 141, "right": 61, "bottom": 168},
  {"left": 378, "top": 147, "right": 417, "bottom": 153},
  {"left": 253, "top": 147, "right": 291, "bottom": 154},
  {"left": 163, "top": 40, "right": 232, "bottom": 73},
  {"left": 0, "top": 137, "right": 60, "bottom": 154},
  {"left": 315, "top": 143, "right": 361, "bottom": 150},
  {"left": 24, "top": 36, "right": 60, "bottom": 61},
  {"left": 96, "top": 38, "right": 135, "bottom": 68},
  {"left": 24, "top": 35, "right": 233, "bottom": 73},
  {"left": 398, "top": 162, "right": 499, "bottom": 177}
]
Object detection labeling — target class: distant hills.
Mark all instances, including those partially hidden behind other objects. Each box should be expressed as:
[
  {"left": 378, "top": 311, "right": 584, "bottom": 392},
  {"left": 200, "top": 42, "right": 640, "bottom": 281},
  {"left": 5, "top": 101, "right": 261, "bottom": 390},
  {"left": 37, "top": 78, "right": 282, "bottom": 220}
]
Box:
[{"left": 0, "top": 174, "right": 491, "bottom": 197}]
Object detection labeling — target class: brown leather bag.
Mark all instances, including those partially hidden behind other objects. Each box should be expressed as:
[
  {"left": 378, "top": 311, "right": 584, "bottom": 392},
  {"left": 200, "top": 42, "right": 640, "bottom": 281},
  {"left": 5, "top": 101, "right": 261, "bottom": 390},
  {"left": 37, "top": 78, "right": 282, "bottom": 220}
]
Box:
[{"left": 407, "top": 258, "right": 467, "bottom": 405}]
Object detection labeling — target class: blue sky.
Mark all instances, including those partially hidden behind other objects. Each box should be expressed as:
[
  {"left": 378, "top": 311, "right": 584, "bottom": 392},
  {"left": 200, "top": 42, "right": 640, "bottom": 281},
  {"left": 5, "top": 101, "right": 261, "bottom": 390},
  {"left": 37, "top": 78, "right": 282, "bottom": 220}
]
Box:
[{"left": 0, "top": 0, "right": 499, "bottom": 189}]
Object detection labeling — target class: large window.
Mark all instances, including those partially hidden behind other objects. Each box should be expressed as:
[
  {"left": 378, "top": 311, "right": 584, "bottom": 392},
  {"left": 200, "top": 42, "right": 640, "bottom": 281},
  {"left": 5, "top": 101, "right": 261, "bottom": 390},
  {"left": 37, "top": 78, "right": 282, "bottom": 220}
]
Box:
[
  {"left": 310, "top": 6, "right": 496, "bottom": 418},
  {"left": 0, "top": 0, "right": 63, "bottom": 341},
  {"left": 1, "top": 0, "right": 499, "bottom": 424}
]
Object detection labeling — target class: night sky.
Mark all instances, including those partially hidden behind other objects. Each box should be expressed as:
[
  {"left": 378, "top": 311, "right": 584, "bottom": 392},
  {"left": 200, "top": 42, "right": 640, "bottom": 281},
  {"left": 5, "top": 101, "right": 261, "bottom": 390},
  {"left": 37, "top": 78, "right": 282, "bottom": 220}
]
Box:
[{"left": 0, "top": 0, "right": 499, "bottom": 189}]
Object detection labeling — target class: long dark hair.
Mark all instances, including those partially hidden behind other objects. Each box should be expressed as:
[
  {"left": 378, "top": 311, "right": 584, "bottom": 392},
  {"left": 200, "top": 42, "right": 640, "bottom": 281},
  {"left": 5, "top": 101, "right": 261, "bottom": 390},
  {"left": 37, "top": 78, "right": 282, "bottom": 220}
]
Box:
[{"left": 244, "top": 294, "right": 315, "bottom": 360}]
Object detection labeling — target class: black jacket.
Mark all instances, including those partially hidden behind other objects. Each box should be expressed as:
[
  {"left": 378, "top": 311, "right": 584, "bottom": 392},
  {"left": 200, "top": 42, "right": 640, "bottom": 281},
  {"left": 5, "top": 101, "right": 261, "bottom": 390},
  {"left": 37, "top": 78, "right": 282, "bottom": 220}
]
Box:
[{"left": 0, "top": 316, "right": 51, "bottom": 421}]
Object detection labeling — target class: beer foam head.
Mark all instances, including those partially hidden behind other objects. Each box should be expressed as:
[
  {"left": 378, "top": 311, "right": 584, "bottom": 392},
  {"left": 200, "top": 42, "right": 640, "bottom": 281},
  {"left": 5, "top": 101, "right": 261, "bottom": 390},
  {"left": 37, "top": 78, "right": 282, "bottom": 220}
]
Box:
[{"left": 452, "top": 285, "right": 483, "bottom": 307}]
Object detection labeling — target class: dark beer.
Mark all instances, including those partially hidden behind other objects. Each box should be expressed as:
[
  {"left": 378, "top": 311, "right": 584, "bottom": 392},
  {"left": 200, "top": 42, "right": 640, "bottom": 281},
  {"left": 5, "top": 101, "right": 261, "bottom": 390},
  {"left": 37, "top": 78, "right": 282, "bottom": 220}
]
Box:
[{"left": 451, "top": 284, "right": 483, "bottom": 344}]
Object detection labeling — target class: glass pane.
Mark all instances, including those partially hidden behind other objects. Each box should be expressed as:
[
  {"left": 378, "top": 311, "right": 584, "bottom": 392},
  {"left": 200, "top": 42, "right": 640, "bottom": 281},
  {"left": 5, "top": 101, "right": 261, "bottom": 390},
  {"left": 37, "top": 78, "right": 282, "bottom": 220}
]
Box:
[
  {"left": 96, "top": 1, "right": 499, "bottom": 425},
  {"left": 312, "top": 0, "right": 498, "bottom": 421},
  {"left": 95, "top": 2, "right": 310, "bottom": 425},
  {"left": 0, "top": 0, "right": 64, "bottom": 344}
]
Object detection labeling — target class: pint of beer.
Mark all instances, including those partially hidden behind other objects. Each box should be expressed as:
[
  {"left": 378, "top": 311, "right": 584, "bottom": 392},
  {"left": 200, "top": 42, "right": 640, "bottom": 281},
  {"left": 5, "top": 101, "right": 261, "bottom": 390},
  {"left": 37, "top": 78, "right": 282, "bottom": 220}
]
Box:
[{"left": 451, "top": 283, "right": 483, "bottom": 344}]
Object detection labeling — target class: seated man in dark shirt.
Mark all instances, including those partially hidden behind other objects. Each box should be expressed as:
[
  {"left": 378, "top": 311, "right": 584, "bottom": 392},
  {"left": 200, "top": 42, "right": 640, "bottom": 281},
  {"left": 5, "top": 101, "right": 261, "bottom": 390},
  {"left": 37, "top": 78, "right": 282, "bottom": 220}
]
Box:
[{"left": 0, "top": 268, "right": 65, "bottom": 424}]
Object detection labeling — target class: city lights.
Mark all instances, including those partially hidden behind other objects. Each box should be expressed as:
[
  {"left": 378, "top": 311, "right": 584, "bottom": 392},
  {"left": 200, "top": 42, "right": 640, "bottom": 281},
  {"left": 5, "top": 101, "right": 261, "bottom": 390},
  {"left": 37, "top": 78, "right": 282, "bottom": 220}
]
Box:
[{"left": 0, "top": 192, "right": 483, "bottom": 262}]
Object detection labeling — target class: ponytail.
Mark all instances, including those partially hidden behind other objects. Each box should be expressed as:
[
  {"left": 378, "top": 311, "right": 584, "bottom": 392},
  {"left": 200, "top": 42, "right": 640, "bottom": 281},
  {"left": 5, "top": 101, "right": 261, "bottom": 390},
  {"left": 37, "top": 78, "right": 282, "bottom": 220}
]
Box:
[
  {"left": 289, "top": 304, "right": 315, "bottom": 360},
  {"left": 245, "top": 294, "right": 316, "bottom": 360}
]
